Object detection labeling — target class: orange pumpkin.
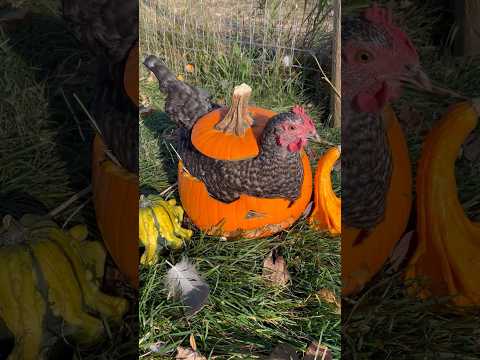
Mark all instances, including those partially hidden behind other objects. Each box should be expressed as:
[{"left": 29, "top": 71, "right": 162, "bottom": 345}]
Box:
[
  {"left": 124, "top": 42, "right": 138, "bottom": 107},
  {"left": 178, "top": 84, "right": 312, "bottom": 238},
  {"left": 309, "top": 146, "right": 341, "bottom": 235},
  {"left": 91, "top": 135, "right": 139, "bottom": 288},
  {"left": 342, "top": 105, "right": 413, "bottom": 296},
  {"left": 191, "top": 83, "right": 277, "bottom": 161},
  {"left": 405, "top": 99, "right": 480, "bottom": 306}
]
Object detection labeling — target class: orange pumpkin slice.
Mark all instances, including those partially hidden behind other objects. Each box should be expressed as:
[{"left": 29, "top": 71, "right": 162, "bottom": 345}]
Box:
[
  {"left": 123, "top": 42, "right": 138, "bottom": 107},
  {"left": 91, "top": 135, "right": 139, "bottom": 288},
  {"left": 405, "top": 99, "right": 480, "bottom": 306},
  {"left": 309, "top": 146, "right": 341, "bottom": 235},
  {"left": 342, "top": 105, "right": 413, "bottom": 296},
  {"left": 192, "top": 83, "right": 276, "bottom": 161},
  {"left": 180, "top": 109, "right": 312, "bottom": 238}
]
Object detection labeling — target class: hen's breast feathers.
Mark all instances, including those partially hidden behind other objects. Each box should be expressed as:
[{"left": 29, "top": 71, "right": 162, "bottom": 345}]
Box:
[{"left": 342, "top": 111, "right": 392, "bottom": 229}]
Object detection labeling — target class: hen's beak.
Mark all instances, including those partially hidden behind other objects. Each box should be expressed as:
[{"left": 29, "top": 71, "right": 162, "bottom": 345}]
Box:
[
  {"left": 401, "top": 65, "right": 467, "bottom": 99},
  {"left": 309, "top": 132, "right": 335, "bottom": 147},
  {"left": 400, "top": 65, "right": 433, "bottom": 92}
]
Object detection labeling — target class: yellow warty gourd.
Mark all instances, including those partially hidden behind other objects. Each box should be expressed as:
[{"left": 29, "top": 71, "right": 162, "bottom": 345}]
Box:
[
  {"left": 0, "top": 214, "right": 128, "bottom": 360},
  {"left": 139, "top": 195, "right": 193, "bottom": 265}
]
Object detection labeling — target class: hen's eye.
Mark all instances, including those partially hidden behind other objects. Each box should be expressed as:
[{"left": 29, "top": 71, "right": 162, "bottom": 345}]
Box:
[
  {"left": 355, "top": 50, "right": 374, "bottom": 63},
  {"left": 289, "top": 125, "right": 296, "bottom": 130}
]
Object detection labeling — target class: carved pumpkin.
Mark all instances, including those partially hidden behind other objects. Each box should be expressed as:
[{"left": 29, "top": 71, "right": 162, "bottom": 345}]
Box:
[
  {"left": 0, "top": 214, "right": 128, "bottom": 360},
  {"left": 124, "top": 42, "right": 138, "bottom": 107},
  {"left": 91, "top": 135, "right": 139, "bottom": 288},
  {"left": 178, "top": 85, "right": 312, "bottom": 238},
  {"left": 405, "top": 99, "right": 480, "bottom": 306},
  {"left": 342, "top": 105, "right": 413, "bottom": 296},
  {"left": 309, "top": 146, "right": 341, "bottom": 235}
]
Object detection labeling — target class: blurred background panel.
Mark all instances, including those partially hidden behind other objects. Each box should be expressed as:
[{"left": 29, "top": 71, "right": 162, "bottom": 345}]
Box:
[{"left": 0, "top": 1, "right": 138, "bottom": 359}]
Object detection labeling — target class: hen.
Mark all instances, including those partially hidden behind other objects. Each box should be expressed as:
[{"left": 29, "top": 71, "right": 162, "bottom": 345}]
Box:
[
  {"left": 62, "top": 0, "right": 139, "bottom": 173},
  {"left": 143, "top": 55, "right": 319, "bottom": 204},
  {"left": 342, "top": 5, "right": 430, "bottom": 231}
]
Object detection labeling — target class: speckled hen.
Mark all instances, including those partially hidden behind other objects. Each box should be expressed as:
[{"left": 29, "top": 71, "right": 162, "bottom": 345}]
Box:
[
  {"left": 143, "top": 55, "right": 319, "bottom": 204},
  {"left": 62, "top": 0, "right": 139, "bottom": 173},
  {"left": 342, "top": 5, "right": 430, "bottom": 231}
]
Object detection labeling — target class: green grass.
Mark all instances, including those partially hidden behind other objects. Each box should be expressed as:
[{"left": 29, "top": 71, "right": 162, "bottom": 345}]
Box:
[{"left": 139, "top": 1, "right": 340, "bottom": 358}]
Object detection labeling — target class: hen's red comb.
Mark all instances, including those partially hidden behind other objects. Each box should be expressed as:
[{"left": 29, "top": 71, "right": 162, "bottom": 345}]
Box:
[
  {"left": 291, "top": 105, "right": 306, "bottom": 116},
  {"left": 363, "top": 3, "right": 418, "bottom": 58},
  {"left": 364, "top": 3, "right": 393, "bottom": 26}
]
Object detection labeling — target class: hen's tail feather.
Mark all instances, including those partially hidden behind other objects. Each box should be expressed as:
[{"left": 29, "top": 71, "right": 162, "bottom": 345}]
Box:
[
  {"left": 143, "top": 55, "right": 217, "bottom": 130},
  {"left": 143, "top": 55, "right": 178, "bottom": 93}
]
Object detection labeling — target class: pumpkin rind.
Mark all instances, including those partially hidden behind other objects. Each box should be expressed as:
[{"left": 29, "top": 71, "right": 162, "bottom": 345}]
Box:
[
  {"left": 178, "top": 152, "right": 312, "bottom": 238},
  {"left": 92, "top": 135, "right": 139, "bottom": 288},
  {"left": 405, "top": 99, "right": 480, "bottom": 306},
  {"left": 309, "top": 146, "right": 341, "bottom": 235},
  {"left": 191, "top": 83, "right": 277, "bottom": 161},
  {"left": 342, "top": 105, "right": 412, "bottom": 296}
]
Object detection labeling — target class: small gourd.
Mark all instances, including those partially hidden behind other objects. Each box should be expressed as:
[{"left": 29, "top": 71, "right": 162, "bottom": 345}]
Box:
[
  {"left": 0, "top": 214, "right": 128, "bottom": 360},
  {"left": 309, "top": 146, "right": 341, "bottom": 235},
  {"left": 139, "top": 195, "right": 193, "bottom": 265},
  {"left": 405, "top": 99, "right": 480, "bottom": 306}
]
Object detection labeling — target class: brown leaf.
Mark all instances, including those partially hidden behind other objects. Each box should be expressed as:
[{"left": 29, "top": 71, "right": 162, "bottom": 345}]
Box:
[
  {"left": 387, "top": 230, "right": 414, "bottom": 273},
  {"left": 304, "top": 342, "right": 332, "bottom": 360},
  {"left": 268, "top": 344, "right": 299, "bottom": 360},
  {"left": 176, "top": 346, "right": 207, "bottom": 360},
  {"left": 262, "top": 250, "right": 290, "bottom": 286},
  {"left": 317, "top": 288, "right": 340, "bottom": 314}
]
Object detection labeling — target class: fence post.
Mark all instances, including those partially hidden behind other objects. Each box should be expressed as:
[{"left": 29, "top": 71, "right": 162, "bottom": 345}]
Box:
[{"left": 331, "top": 0, "right": 341, "bottom": 128}]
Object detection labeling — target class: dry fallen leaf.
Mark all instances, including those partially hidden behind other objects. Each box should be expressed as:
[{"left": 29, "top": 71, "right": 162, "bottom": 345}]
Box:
[
  {"left": 176, "top": 346, "right": 207, "bottom": 360},
  {"left": 268, "top": 343, "right": 299, "bottom": 360},
  {"left": 387, "top": 230, "right": 414, "bottom": 273},
  {"left": 177, "top": 74, "right": 185, "bottom": 81},
  {"left": 262, "top": 250, "right": 290, "bottom": 286},
  {"left": 304, "top": 342, "right": 332, "bottom": 360},
  {"left": 317, "top": 288, "right": 340, "bottom": 314}
]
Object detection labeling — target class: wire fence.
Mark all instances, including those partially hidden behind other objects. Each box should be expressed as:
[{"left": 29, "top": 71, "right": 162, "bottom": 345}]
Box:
[{"left": 140, "top": 0, "right": 334, "bottom": 77}]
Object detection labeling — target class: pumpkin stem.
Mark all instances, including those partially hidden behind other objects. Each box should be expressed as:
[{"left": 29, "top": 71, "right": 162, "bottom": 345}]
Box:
[
  {"left": 0, "top": 215, "right": 27, "bottom": 246},
  {"left": 215, "top": 83, "right": 253, "bottom": 136}
]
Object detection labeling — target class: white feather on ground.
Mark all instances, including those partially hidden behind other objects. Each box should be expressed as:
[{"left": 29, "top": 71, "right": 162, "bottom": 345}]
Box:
[{"left": 165, "top": 258, "right": 210, "bottom": 315}]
